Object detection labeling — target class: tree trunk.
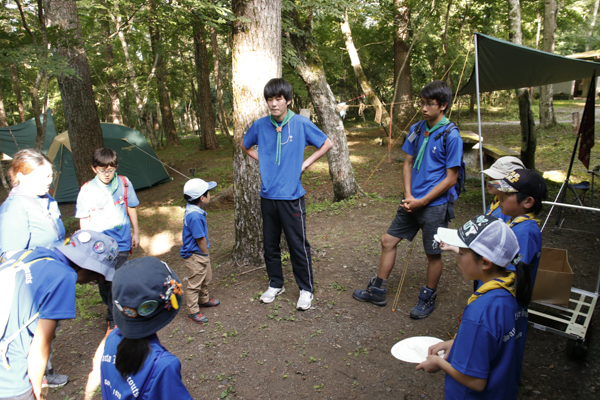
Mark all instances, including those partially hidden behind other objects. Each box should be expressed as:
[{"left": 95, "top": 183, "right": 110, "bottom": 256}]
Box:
[
  {"left": 232, "top": 0, "right": 281, "bottom": 265},
  {"left": 101, "top": 19, "right": 123, "bottom": 124},
  {"left": 47, "top": 0, "right": 104, "bottom": 186},
  {"left": 210, "top": 26, "right": 232, "bottom": 140},
  {"left": 340, "top": 11, "right": 392, "bottom": 132},
  {"left": 540, "top": 0, "right": 557, "bottom": 129},
  {"left": 507, "top": 0, "right": 537, "bottom": 167},
  {"left": 587, "top": 0, "right": 600, "bottom": 51},
  {"left": 518, "top": 89, "right": 536, "bottom": 169},
  {"left": 0, "top": 89, "right": 8, "bottom": 127},
  {"left": 148, "top": 2, "right": 179, "bottom": 146},
  {"left": 441, "top": 0, "right": 453, "bottom": 88},
  {"left": 193, "top": 19, "right": 219, "bottom": 150},
  {"left": 393, "top": 0, "right": 415, "bottom": 127},
  {"left": 289, "top": 11, "right": 358, "bottom": 201},
  {"left": 11, "top": 65, "right": 25, "bottom": 123}
]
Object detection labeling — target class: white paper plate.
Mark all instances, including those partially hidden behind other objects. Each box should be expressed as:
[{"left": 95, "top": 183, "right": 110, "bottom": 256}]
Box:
[{"left": 391, "top": 336, "right": 443, "bottom": 363}]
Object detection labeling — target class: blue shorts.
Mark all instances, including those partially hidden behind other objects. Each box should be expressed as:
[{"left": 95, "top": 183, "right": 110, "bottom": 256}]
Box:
[{"left": 387, "top": 203, "right": 453, "bottom": 254}]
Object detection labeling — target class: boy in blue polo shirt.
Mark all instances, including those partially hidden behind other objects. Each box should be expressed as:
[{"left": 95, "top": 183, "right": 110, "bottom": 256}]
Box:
[
  {"left": 181, "top": 178, "right": 220, "bottom": 324},
  {"left": 242, "top": 78, "right": 333, "bottom": 311},
  {"left": 75, "top": 148, "right": 140, "bottom": 334},
  {"left": 353, "top": 80, "right": 463, "bottom": 319}
]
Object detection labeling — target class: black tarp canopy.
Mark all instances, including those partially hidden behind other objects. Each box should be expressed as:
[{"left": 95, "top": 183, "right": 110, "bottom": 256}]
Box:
[{"left": 459, "top": 33, "right": 600, "bottom": 95}]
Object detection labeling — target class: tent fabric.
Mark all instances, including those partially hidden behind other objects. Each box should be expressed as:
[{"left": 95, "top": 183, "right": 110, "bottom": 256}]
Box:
[
  {"left": 1, "top": 111, "right": 170, "bottom": 202},
  {"left": 458, "top": 33, "right": 600, "bottom": 95}
]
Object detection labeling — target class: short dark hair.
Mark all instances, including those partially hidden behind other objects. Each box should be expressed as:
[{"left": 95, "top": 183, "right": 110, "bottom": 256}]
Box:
[
  {"left": 92, "top": 148, "right": 118, "bottom": 168},
  {"left": 419, "top": 81, "right": 453, "bottom": 114},
  {"left": 184, "top": 189, "right": 209, "bottom": 204},
  {"left": 264, "top": 78, "right": 293, "bottom": 101}
]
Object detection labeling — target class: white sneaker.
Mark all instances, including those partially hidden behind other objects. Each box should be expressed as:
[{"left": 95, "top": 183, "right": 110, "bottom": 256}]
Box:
[
  {"left": 260, "top": 286, "right": 285, "bottom": 303},
  {"left": 296, "top": 290, "right": 313, "bottom": 310}
]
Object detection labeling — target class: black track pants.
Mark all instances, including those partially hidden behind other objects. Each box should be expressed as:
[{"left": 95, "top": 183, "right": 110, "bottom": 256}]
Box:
[{"left": 261, "top": 197, "right": 313, "bottom": 292}]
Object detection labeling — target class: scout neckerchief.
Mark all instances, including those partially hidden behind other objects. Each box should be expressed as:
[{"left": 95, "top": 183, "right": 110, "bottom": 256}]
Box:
[
  {"left": 506, "top": 212, "right": 535, "bottom": 228},
  {"left": 92, "top": 174, "right": 119, "bottom": 195},
  {"left": 270, "top": 110, "right": 295, "bottom": 166},
  {"left": 467, "top": 272, "right": 516, "bottom": 305},
  {"left": 487, "top": 196, "right": 500, "bottom": 215},
  {"left": 414, "top": 116, "right": 449, "bottom": 172}
]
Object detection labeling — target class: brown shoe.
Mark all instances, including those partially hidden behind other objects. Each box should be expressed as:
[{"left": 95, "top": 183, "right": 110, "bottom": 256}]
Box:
[
  {"left": 199, "top": 299, "right": 221, "bottom": 308},
  {"left": 106, "top": 321, "right": 117, "bottom": 337},
  {"left": 187, "top": 312, "right": 208, "bottom": 324}
]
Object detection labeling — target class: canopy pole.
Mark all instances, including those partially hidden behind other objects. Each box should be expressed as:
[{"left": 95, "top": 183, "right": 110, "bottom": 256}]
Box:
[{"left": 474, "top": 34, "right": 486, "bottom": 214}]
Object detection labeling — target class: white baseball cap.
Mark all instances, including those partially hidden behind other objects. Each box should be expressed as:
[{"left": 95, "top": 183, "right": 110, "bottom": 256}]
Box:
[
  {"left": 436, "top": 215, "right": 519, "bottom": 268},
  {"left": 183, "top": 179, "right": 217, "bottom": 199},
  {"left": 482, "top": 156, "right": 525, "bottom": 180}
]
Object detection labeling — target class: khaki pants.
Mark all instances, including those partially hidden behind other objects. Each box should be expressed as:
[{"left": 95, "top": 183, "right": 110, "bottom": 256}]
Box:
[{"left": 184, "top": 253, "right": 212, "bottom": 314}]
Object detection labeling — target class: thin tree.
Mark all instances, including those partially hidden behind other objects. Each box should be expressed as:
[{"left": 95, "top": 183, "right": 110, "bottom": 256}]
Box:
[
  {"left": 587, "top": 0, "right": 600, "bottom": 51},
  {"left": 0, "top": 89, "right": 8, "bottom": 127},
  {"left": 101, "top": 18, "right": 123, "bottom": 124},
  {"left": 46, "top": 0, "right": 104, "bottom": 185},
  {"left": 210, "top": 26, "right": 232, "bottom": 139},
  {"left": 539, "top": 0, "right": 558, "bottom": 129},
  {"left": 148, "top": 0, "right": 179, "bottom": 146},
  {"left": 10, "top": 65, "right": 25, "bottom": 123},
  {"left": 231, "top": 0, "right": 281, "bottom": 265},
  {"left": 193, "top": 17, "right": 219, "bottom": 150},
  {"left": 288, "top": 9, "right": 359, "bottom": 201},
  {"left": 393, "top": 0, "right": 414, "bottom": 126}
]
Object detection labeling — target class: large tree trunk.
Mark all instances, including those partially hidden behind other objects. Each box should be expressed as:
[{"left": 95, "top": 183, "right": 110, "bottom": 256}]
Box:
[
  {"left": 340, "top": 11, "right": 392, "bottom": 132},
  {"left": 210, "top": 26, "right": 232, "bottom": 140},
  {"left": 232, "top": 0, "right": 281, "bottom": 265},
  {"left": 148, "top": 1, "right": 179, "bottom": 146},
  {"left": 507, "top": 0, "right": 536, "bottom": 167},
  {"left": 47, "top": 0, "right": 103, "bottom": 186},
  {"left": 393, "top": 0, "right": 414, "bottom": 127},
  {"left": 540, "top": 0, "right": 557, "bottom": 129},
  {"left": 101, "top": 19, "right": 122, "bottom": 124},
  {"left": 193, "top": 19, "right": 219, "bottom": 150},
  {"left": 289, "top": 11, "right": 358, "bottom": 201},
  {"left": 11, "top": 65, "right": 25, "bottom": 123},
  {"left": 0, "top": 89, "right": 8, "bottom": 127}
]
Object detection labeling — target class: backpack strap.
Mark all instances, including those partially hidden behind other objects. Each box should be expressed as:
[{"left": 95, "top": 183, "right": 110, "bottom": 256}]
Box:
[
  {"left": 137, "top": 349, "right": 166, "bottom": 399},
  {"left": 118, "top": 176, "right": 129, "bottom": 209},
  {"left": 412, "top": 120, "right": 428, "bottom": 156},
  {"left": 0, "top": 251, "right": 53, "bottom": 370}
]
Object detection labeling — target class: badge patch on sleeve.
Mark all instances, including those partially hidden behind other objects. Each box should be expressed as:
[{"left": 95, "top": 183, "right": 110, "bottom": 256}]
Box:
[{"left": 93, "top": 241, "right": 106, "bottom": 253}]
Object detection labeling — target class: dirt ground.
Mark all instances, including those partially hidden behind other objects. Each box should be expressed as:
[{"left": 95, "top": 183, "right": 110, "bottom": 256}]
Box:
[{"left": 3, "top": 118, "right": 599, "bottom": 400}]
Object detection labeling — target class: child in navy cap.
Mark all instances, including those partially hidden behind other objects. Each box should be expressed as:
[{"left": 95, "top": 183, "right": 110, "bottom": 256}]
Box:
[
  {"left": 100, "top": 257, "right": 192, "bottom": 400},
  {"left": 180, "top": 178, "right": 220, "bottom": 324}
]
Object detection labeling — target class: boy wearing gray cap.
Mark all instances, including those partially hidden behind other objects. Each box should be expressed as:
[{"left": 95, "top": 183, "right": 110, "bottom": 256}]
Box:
[
  {"left": 0, "top": 230, "right": 118, "bottom": 400},
  {"left": 181, "top": 178, "right": 220, "bottom": 324}
]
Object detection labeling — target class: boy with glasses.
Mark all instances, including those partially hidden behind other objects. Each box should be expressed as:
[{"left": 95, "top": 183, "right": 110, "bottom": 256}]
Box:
[
  {"left": 75, "top": 148, "right": 140, "bottom": 334},
  {"left": 353, "top": 80, "right": 463, "bottom": 319}
]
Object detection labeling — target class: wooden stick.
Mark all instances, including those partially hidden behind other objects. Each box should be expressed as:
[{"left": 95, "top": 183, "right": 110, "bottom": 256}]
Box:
[
  {"left": 237, "top": 266, "right": 265, "bottom": 276},
  {"left": 392, "top": 240, "right": 416, "bottom": 312}
]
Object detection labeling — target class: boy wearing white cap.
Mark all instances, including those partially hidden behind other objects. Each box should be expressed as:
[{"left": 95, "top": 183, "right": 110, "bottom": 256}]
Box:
[
  {"left": 417, "top": 215, "right": 531, "bottom": 399},
  {"left": 482, "top": 156, "right": 525, "bottom": 220},
  {"left": 181, "top": 178, "right": 220, "bottom": 324}
]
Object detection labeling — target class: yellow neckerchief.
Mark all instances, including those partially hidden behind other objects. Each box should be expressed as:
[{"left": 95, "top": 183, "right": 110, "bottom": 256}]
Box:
[
  {"left": 487, "top": 196, "right": 500, "bottom": 215},
  {"left": 506, "top": 212, "right": 535, "bottom": 228},
  {"left": 467, "top": 272, "right": 516, "bottom": 305}
]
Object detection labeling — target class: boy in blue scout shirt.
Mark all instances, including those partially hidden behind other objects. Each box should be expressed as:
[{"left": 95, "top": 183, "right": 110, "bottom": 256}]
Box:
[
  {"left": 417, "top": 215, "right": 531, "bottom": 399},
  {"left": 482, "top": 156, "right": 525, "bottom": 220},
  {"left": 75, "top": 148, "right": 140, "bottom": 334},
  {"left": 180, "top": 178, "right": 220, "bottom": 324},
  {"left": 0, "top": 230, "right": 119, "bottom": 400},
  {"left": 241, "top": 78, "right": 333, "bottom": 311},
  {"left": 353, "top": 80, "right": 463, "bottom": 319},
  {"left": 100, "top": 257, "right": 192, "bottom": 400}
]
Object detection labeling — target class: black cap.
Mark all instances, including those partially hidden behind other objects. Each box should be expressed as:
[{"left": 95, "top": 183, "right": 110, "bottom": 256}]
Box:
[{"left": 490, "top": 169, "right": 548, "bottom": 200}]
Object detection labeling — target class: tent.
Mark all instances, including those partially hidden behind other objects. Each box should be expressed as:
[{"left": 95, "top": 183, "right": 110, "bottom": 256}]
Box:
[
  {"left": 1, "top": 111, "right": 171, "bottom": 202},
  {"left": 457, "top": 33, "right": 600, "bottom": 212}
]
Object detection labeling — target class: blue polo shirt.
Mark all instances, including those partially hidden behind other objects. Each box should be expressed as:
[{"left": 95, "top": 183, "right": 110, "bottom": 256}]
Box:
[
  {"left": 402, "top": 121, "right": 463, "bottom": 206},
  {"left": 180, "top": 204, "right": 209, "bottom": 259},
  {"left": 75, "top": 176, "right": 139, "bottom": 252},
  {"left": 101, "top": 329, "right": 193, "bottom": 400},
  {"left": 0, "top": 190, "right": 66, "bottom": 257},
  {"left": 445, "top": 288, "right": 526, "bottom": 399},
  {"left": 243, "top": 114, "right": 327, "bottom": 200},
  {"left": 0, "top": 248, "right": 76, "bottom": 398}
]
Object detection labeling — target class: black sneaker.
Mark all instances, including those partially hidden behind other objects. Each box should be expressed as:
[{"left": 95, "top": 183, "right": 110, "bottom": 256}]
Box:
[
  {"left": 42, "top": 368, "right": 68, "bottom": 388},
  {"left": 409, "top": 286, "right": 437, "bottom": 319}
]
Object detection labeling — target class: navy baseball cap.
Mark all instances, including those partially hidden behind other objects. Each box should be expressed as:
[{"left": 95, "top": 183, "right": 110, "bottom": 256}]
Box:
[
  {"left": 55, "top": 230, "right": 119, "bottom": 281},
  {"left": 489, "top": 169, "right": 548, "bottom": 199},
  {"left": 112, "top": 257, "right": 183, "bottom": 339}
]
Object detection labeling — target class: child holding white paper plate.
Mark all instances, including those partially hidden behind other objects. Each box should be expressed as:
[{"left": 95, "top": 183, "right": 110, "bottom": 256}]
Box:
[{"left": 416, "top": 215, "right": 531, "bottom": 399}]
